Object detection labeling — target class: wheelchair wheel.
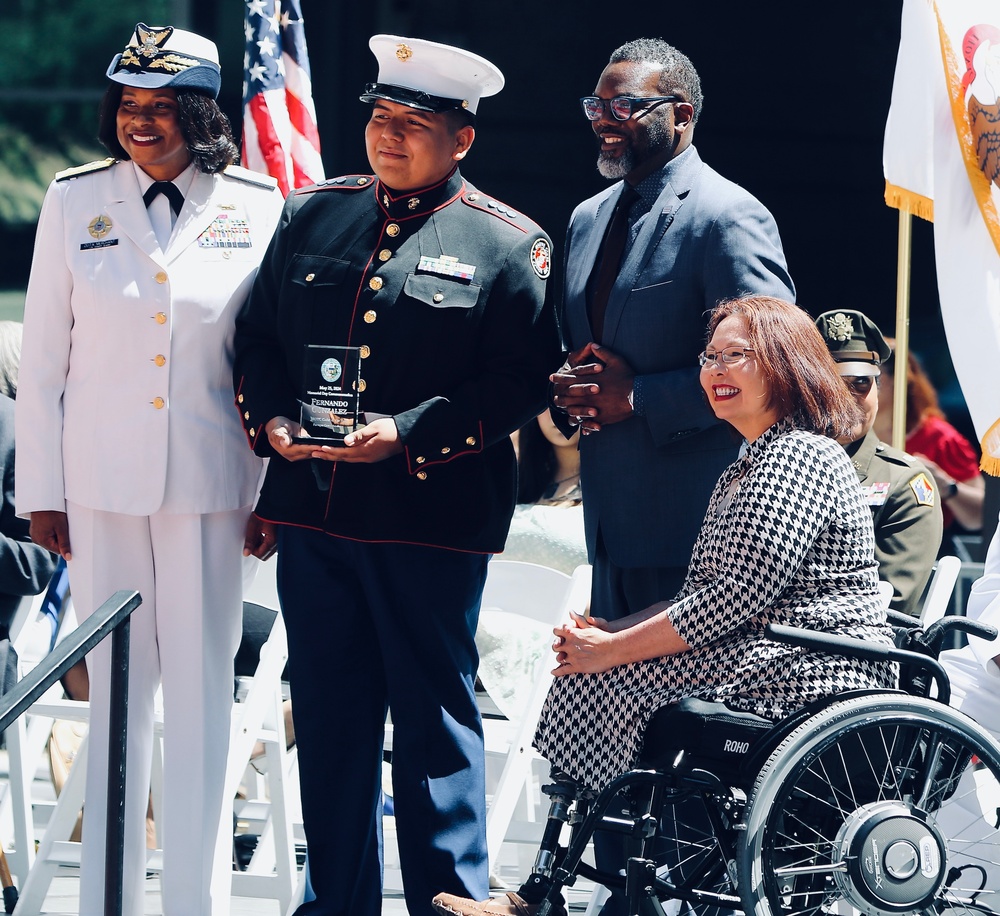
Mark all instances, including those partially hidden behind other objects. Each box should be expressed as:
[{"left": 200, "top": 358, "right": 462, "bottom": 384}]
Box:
[
  {"left": 655, "top": 790, "right": 739, "bottom": 916},
  {"left": 737, "top": 693, "right": 1000, "bottom": 916}
]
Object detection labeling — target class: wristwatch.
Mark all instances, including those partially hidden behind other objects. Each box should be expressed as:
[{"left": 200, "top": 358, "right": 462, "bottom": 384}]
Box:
[{"left": 944, "top": 480, "right": 958, "bottom": 500}]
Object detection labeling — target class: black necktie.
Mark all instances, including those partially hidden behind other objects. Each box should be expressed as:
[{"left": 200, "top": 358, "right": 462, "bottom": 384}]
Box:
[
  {"left": 588, "top": 185, "right": 639, "bottom": 342},
  {"left": 143, "top": 180, "right": 185, "bottom": 216}
]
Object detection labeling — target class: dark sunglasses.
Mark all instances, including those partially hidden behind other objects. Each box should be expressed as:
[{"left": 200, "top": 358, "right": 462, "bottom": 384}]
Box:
[{"left": 842, "top": 376, "right": 877, "bottom": 396}]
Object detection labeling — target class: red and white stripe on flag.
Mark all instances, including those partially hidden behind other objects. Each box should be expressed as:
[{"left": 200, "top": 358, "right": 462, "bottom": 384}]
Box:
[
  {"left": 242, "top": 0, "right": 325, "bottom": 195},
  {"left": 883, "top": 0, "right": 1000, "bottom": 472}
]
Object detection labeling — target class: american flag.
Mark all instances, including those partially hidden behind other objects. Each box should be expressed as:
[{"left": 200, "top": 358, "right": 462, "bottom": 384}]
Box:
[{"left": 242, "top": 0, "right": 325, "bottom": 194}]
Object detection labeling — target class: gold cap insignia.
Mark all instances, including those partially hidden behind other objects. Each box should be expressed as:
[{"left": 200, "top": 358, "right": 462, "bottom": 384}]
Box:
[
  {"left": 137, "top": 24, "right": 173, "bottom": 58},
  {"left": 396, "top": 44, "right": 413, "bottom": 62}
]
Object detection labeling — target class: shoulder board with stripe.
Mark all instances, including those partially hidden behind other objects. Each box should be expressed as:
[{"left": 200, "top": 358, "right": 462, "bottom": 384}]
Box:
[
  {"left": 55, "top": 158, "right": 117, "bottom": 182},
  {"left": 297, "top": 175, "right": 375, "bottom": 194},
  {"left": 460, "top": 190, "right": 536, "bottom": 231},
  {"left": 223, "top": 165, "right": 279, "bottom": 190}
]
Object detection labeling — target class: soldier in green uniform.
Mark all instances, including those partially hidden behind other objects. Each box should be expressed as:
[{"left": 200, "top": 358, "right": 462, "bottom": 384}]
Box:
[{"left": 816, "top": 309, "right": 942, "bottom": 617}]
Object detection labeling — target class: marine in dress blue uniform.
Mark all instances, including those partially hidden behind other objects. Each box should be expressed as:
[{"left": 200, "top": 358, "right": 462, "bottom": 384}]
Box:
[
  {"left": 233, "top": 35, "right": 560, "bottom": 916},
  {"left": 816, "top": 309, "right": 942, "bottom": 617}
]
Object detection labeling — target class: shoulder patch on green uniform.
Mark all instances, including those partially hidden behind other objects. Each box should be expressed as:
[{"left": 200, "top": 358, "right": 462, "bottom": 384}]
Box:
[
  {"left": 223, "top": 165, "right": 279, "bottom": 190},
  {"left": 297, "top": 175, "right": 374, "bottom": 194},
  {"left": 909, "top": 471, "right": 936, "bottom": 507},
  {"left": 55, "top": 158, "right": 117, "bottom": 182}
]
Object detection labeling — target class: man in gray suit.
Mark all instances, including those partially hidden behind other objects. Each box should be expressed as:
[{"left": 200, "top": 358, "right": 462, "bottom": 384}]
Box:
[{"left": 553, "top": 37, "right": 795, "bottom": 623}]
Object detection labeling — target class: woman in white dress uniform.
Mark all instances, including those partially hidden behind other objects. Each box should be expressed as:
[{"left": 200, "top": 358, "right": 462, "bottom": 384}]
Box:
[{"left": 15, "top": 23, "right": 284, "bottom": 916}]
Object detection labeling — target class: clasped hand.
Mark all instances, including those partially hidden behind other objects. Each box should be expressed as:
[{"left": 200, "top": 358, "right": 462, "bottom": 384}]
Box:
[
  {"left": 552, "top": 611, "right": 616, "bottom": 675},
  {"left": 266, "top": 416, "right": 403, "bottom": 463},
  {"left": 550, "top": 342, "right": 634, "bottom": 434}
]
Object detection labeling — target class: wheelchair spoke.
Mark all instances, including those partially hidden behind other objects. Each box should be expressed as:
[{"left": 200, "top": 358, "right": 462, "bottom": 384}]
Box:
[
  {"left": 771, "top": 861, "right": 847, "bottom": 878},
  {"left": 738, "top": 695, "right": 1000, "bottom": 916}
]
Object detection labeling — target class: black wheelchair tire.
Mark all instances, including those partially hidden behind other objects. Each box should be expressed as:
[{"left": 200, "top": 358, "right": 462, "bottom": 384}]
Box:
[{"left": 737, "top": 693, "right": 1000, "bottom": 916}]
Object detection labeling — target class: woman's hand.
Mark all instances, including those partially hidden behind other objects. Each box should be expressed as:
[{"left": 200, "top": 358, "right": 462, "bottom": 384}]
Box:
[
  {"left": 30, "top": 510, "right": 72, "bottom": 560},
  {"left": 552, "top": 611, "right": 618, "bottom": 676},
  {"left": 551, "top": 601, "right": 689, "bottom": 674}
]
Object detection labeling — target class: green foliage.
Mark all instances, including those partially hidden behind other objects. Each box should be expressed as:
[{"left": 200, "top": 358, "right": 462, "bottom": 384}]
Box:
[{"left": 0, "top": 2, "right": 171, "bottom": 231}]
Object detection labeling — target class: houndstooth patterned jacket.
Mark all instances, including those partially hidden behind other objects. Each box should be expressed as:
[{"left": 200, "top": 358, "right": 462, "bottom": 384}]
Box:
[{"left": 533, "top": 420, "right": 896, "bottom": 789}]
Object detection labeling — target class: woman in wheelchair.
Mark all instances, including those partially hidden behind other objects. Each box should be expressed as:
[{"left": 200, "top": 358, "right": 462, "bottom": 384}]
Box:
[{"left": 434, "top": 297, "right": 1000, "bottom": 916}]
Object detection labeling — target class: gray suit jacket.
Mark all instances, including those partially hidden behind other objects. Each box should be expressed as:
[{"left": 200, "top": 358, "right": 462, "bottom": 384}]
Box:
[
  {"left": 562, "top": 145, "right": 794, "bottom": 569},
  {"left": 0, "top": 394, "right": 56, "bottom": 633}
]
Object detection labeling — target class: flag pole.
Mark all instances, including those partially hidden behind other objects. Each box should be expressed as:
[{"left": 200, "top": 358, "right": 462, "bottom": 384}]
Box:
[{"left": 892, "top": 209, "right": 913, "bottom": 452}]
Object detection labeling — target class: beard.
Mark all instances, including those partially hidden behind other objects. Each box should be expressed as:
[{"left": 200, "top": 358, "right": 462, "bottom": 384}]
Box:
[
  {"left": 596, "top": 112, "right": 673, "bottom": 180},
  {"left": 597, "top": 147, "right": 634, "bottom": 180}
]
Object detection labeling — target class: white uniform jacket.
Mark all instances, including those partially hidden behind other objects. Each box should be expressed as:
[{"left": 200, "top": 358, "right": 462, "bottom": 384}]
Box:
[{"left": 16, "top": 159, "right": 284, "bottom": 517}]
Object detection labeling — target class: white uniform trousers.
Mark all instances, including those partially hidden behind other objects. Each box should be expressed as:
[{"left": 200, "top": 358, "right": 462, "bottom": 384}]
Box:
[{"left": 66, "top": 502, "right": 248, "bottom": 916}]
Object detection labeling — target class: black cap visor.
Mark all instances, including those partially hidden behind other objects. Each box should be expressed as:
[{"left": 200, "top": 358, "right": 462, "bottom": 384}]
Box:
[{"left": 360, "top": 82, "right": 468, "bottom": 114}]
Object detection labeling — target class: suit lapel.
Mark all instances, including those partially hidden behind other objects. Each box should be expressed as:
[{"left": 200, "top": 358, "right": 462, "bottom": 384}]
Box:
[
  {"left": 602, "top": 148, "right": 704, "bottom": 346},
  {"left": 566, "top": 186, "right": 618, "bottom": 343},
  {"left": 105, "top": 164, "right": 165, "bottom": 267}
]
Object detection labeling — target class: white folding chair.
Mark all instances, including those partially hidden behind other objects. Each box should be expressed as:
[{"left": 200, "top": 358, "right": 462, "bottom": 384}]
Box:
[
  {"left": 919, "top": 555, "right": 962, "bottom": 627},
  {"left": 228, "top": 602, "right": 301, "bottom": 912},
  {"left": 8, "top": 556, "right": 303, "bottom": 914},
  {"left": 0, "top": 590, "right": 80, "bottom": 890},
  {"left": 477, "top": 561, "right": 592, "bottom": 876},
  {"left": 382, "top": 560, "right": 592, "bottom": 889}
]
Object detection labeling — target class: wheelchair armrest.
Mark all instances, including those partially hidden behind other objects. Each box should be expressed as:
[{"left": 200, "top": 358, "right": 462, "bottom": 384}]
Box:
[
  {"left": 924, "top": 616, "right": 997, "bottom": 645},
  {"left": 886, "top": 609, "right": 917, "bottom": 628},
  {"left": 764, "top": 623, "right": 952, "bottom": 704},
  {"left": 887, "top": 608, "right": 997, "bottom": 645}
]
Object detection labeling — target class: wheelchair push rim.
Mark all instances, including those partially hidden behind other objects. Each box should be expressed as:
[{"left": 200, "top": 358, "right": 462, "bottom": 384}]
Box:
[{"left": 738, "top": 693, "right": 1000, "bottom": 916}]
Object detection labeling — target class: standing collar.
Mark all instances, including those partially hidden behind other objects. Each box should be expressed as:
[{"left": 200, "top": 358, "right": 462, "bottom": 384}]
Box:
[
  {"left": 741, "top": 417, "right": 794, "bottom": 462},
  {"left": 375, "top": 168, "right": 465, "bottom": 220}
]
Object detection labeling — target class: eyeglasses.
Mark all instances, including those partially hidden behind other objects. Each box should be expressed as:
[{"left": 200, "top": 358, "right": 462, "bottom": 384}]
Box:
[
  {"left": 841, "top": 376, "right": 877, "bottom": 396},
  {"left": 580, "top": 95, "right": 680, "bottom": 121},
  {"left": 698, "top": 347, "right": 756, "bottom": 368}
]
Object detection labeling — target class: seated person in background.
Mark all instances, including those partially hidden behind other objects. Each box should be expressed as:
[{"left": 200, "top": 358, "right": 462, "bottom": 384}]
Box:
[
  {"left": 433, "top": 295, "right": 897, "bottom": 916},
  {"left": 937, "top": 516, "right": 1000, "bottom": 892},
  {"left": 874, "top": 343, "right": 984, "bottom": 556},
  {"left": 942, "top": 515, "right": 1000, "bottom": 735},
  {"left": 0, "top": 321, "right": 57, "bottom": 686},
  {"left": 815, "top": 310, "right": 942, "bottom": 617},
  {"left": 500, "top": 410, "right": 587, "bottom": 575},
  {"left": 0, "top": 321, "right": 23, "bottom": 402}
]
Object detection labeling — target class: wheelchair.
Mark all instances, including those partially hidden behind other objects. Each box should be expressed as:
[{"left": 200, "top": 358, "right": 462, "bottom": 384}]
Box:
[{"left": 526, "top": 613, "right": 1000, "bottom": 916}]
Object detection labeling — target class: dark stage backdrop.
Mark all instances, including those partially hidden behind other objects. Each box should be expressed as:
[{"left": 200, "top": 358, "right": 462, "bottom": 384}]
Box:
[{"left": 193, "top": 0, "right": 950, "bottom": 426}]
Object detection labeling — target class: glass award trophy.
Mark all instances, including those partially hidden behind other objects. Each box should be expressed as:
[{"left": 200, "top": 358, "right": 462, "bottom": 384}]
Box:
[{"left": 294, "top": 344, "right": 363, "bottom": 445}]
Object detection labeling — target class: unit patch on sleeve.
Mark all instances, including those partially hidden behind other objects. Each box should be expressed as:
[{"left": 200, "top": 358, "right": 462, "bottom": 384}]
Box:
[
  {"left": 908, "top": 472, "right": 936, "bottom": 507},
  {"left": 530, "top": 238, "right": 551, "bottom": 279}
]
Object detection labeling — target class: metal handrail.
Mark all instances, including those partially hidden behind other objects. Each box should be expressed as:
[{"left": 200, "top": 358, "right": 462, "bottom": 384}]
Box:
[{"left": 0, "top": 588, "right": 141, "bottom": 916}]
